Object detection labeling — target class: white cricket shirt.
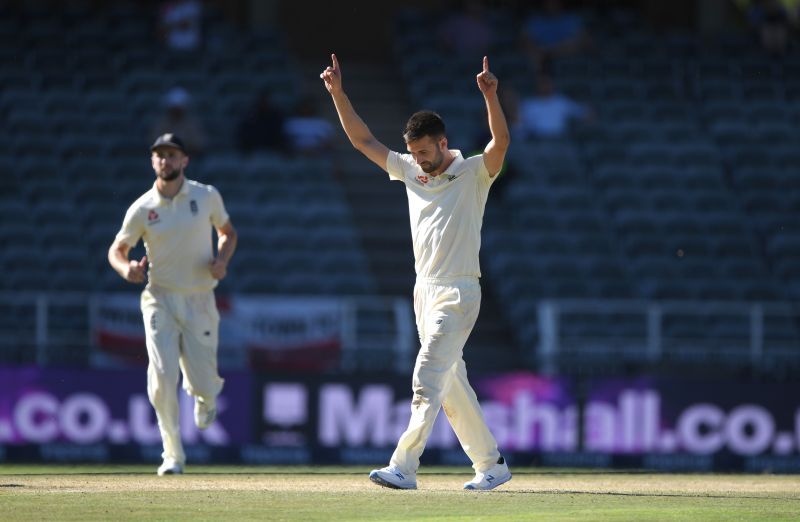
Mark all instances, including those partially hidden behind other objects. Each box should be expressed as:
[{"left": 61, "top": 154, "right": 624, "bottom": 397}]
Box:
[
  {"left": 115, "top": 179, "right": 229, "bottom": 293},
  {"left": 387, "top": 150, "right": 497, "bottom": 279}
]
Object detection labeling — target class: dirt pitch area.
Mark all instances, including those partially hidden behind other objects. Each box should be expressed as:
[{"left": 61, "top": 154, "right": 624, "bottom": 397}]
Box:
[
  {"left": 1, "top": 466, "right": 799, "bottom": 521},
  {"left": 4, "top": 469, "right": 800, "bottom": 496}
]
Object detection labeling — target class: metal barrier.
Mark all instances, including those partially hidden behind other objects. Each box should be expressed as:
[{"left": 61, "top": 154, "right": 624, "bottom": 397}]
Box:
[
  {"left": 537, "top": 299, "right": 800, "bottom": 373},
  {"left": 0, "top": 291, "right": 92, "bottom": 366},
  {"left": 2, "top": 292, "right": 797, "bottom": 374}
]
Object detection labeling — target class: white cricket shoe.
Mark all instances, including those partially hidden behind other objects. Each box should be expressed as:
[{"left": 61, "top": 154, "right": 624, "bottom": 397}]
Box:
[
  {"left": 194, "top": 397, "right": 216, "bottom": 430},
  {"left": 157, "top": 458, "right": 184, "bottom": 476},
  {"left": 463, "top": 457, "right": 512, "bottom": 490},
  {"left": 369, "top": 466, "right": 417, "bottom": 490}
]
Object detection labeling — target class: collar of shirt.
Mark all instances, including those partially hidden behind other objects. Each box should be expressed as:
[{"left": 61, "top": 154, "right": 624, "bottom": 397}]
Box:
[
  {"left": 151, "top": 178, "right": 190, "bottom": 205},
  {"left": 426, "top": 150, "right": 464, "bottom": 186}
]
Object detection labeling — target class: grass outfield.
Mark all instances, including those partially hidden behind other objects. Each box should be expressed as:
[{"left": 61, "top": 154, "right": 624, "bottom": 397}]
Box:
[{"left": 1, "top": 465, "right": 799, "bottom": 521}]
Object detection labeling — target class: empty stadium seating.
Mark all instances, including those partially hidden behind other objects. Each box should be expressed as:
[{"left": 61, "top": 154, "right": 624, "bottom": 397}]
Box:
[
  {"left": 1, "top": 2, "right": 797, "bottom": 373},
  {"left": 0, "top": 3, "right": 376, "bottom": 301},
  {"left": 392, "top": 5, "right": 799, "bottom": 364}
]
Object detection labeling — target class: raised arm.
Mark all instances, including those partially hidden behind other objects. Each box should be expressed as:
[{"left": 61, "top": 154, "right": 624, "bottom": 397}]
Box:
[
  {"left": 320, "top": 53, "right": 390, "bottom": 171},
  {"left": 476, "top": 56, "right": 511, "bottom": 178}
]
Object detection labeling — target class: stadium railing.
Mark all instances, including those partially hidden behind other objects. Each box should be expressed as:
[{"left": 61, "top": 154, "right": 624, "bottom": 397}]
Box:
[
  {"left": 536, "top": 299, "right": 800, "bottom": 374},
  {"left": 2, "top": 292, "right": 797, "bottom": 376},
  {"left": 0, "top": 292, "right": 415, "bottom": 373}
]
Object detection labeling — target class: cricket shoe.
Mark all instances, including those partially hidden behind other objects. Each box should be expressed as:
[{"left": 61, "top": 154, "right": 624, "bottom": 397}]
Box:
[
  {"left": 157, "top": 458, "right": 184, "bottom": 476},
  {"left": 369, "top": 466, "right": 417, "bottom": 490},
  {"left": 463, "top": 457, "right": 512, "bottom": 490},
  {"left": 194, "top": 396, "right": 216, "bottom": 430}
]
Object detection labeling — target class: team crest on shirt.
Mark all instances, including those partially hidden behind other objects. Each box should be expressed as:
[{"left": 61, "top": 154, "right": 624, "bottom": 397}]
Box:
[
  {"left": 415, "top": 175, "right": 429, "bottom": 185},
  {"left": 147, "top": 209, "right": 161, "bottom": 224}
]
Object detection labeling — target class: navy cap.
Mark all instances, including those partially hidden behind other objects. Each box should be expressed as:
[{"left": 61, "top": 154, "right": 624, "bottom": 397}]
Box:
[{"left": 150, "top": 133, "right": 186, "bottom": 153}]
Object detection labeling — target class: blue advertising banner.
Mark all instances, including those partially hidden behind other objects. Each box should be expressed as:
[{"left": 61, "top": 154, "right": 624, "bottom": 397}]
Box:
[
  {"left": 0, "top": 367, "right": 253, "bottom": 453},
  {"left": 251, "top": 372, "right": 575, "bottom": 466},
  {"left": 585, "top": 377, "right": 800, "bottom": 471},
  {"left": 2, "top": 367, "right": 799, "bottom": 471},
  {"left": 474, "top": 372, "right": 577, "bottom": 453}
]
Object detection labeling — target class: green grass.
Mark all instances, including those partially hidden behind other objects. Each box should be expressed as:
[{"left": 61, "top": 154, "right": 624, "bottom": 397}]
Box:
[{"left": 1, "top": 465, "right": 799, "bottom": 521}]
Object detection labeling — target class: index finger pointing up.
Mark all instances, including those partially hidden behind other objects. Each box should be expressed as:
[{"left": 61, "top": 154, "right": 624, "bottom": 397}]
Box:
[
  {"left": 331, "top": 53, "right": 339, "bottom": 71},
  {"left": 483, "top": 56, "right": 489, "bottom": 73}
]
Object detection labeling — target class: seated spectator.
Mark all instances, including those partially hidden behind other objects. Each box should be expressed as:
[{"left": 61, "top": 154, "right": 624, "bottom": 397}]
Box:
[
  {"left": 284, "top": 96, "right": 334, "bottom": 156},
  {"left": 737, "top": 0, "right": 797, "bottom": 55},
  {"left": 520, "top": 0, "right": 590, "bottom": 73},
  {"left": 236, "top": 90, "right": 287, "bottom": 155},
  {"left": 438, "top": 0, "right": 494, "bottom": 58},
  {"left": 157, "top": 0, "right": 203, "bottom": 52},
  {"left": 515, "top": 73, "right": 593, "bottom": 140},
  {"left": 150, "top": 86, "right": 208, "bottom": 156}
]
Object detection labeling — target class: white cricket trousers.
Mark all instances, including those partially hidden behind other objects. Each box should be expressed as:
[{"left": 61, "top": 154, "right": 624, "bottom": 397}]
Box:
[
  {"left": 390, "top": 276, "right": 501, "bottom": 474},
  {"left": 141, "top": 286, "right": 224, "bottom": 464}
]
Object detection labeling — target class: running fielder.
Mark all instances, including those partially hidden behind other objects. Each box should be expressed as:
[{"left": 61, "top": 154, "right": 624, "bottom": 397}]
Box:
[
  {"left": 108, "top": 133, "right": 237, "bottom": 475},
  {"left": 320, "top": 54, "right": 512, "bottom": 490}
]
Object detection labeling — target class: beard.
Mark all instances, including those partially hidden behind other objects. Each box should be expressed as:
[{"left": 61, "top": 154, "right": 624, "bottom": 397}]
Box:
[
  {"left": 159, "top": 168, "right": 181, "bottom": 181},
  {"left": 420, "top": 148, "right": 444, "bottom": 174}
]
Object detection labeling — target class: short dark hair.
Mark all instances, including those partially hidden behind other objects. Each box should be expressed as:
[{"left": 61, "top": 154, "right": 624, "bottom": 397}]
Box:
[{"left": 403, "top": 110, "right": 446, "bottom": 143}]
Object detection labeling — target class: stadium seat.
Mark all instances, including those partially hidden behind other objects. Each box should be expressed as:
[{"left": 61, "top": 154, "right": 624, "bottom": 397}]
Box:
[{"left": 3, "top": 1, "right": 800, "bottom": 375}]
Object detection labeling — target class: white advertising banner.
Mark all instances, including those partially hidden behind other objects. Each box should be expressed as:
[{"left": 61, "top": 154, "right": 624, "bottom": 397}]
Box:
[
  {"left": 230, "top": 297, "right": 343, "bottom": 371},
  {"left": 91, "top": 294, "right": 343, "bottom": 371}
]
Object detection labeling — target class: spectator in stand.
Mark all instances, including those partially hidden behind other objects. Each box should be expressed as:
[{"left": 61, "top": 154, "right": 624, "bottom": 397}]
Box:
[
  {"left": 157, "top": 0, "right": 203, "bottom": 52},
  {"left": 150, "top": 86, "right": 208, "bottom": 157},
  {"left": 515, "top": 72, "right": 593, "bottom": 140},
  {"left": 520, "top": 0, "right": 590, "bottom": 73},
  {"left": 735, "top": 0, "right": 797, "bottom": 55},
  {"left": 236, "top": 90, "right": 288, "bottom": 155},
  {"left": 284, "top": 96, "right": 334, "bottom": 156},
  {"left": 438, "top": 0, "right": 494, "bottom": 58}
]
